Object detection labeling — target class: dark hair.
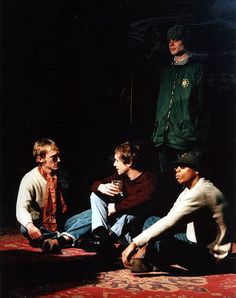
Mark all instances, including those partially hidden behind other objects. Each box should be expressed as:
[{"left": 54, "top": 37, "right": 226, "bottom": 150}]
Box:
[
  {"left": 114, "top": 142, "right": 142, "bottom": 170},
  {"left": 167, "top": 25, "right": 191, "bottom": 48}
]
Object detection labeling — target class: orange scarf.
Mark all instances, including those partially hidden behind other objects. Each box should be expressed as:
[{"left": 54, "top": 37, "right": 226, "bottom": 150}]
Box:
[{"left": 38, "top": 167, "right": 67, "bottom": 231}]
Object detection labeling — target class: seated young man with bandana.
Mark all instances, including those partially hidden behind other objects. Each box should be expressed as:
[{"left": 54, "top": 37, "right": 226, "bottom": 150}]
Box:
[{"left": 16, "top": 138, "right": 92, "bottom": 253}]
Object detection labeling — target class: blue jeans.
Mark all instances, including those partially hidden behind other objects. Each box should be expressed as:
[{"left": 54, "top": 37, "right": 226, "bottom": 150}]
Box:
[
  {"left": 90, "top": 192, "right": 144, "bottom": 243},
  {"left": 111, "top": 214, "right": 139, "bottom": 244},
  {"left": 143, "top": 216, "right": 216, "bottom": 269},
  {"left": 20, "top": 209, "right": 92, "bottom": 246}
]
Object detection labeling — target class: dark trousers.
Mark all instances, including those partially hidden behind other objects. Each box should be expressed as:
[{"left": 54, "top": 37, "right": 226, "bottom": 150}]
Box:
[{"left": 143, "top": 216, "right": 216, "bottom": 270}]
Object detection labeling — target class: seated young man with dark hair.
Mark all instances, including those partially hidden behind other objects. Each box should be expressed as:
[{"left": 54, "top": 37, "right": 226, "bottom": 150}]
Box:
[
  {"left": 90, "top": 142, "right": 158, "bottom": 255},
  {"left": 122, "top": 149, "right": 232, "bottom": 273}
]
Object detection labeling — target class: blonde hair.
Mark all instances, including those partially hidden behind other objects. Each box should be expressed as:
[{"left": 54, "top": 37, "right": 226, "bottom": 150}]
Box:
[{"left": 33, "top": 138, "right": 59, "bottom": 161}]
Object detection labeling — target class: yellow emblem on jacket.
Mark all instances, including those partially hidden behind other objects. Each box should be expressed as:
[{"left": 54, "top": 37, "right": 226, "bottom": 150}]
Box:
[{"left": 181, "top": 78, "right": 190, "bottom": 88}]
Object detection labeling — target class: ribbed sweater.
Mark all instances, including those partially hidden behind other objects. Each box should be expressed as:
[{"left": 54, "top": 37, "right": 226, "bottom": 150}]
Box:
[
  {"left": 16, "top": 167, "right": 46, "bottom": 227},
  {"left": 133, "top": 178, "right": 232, "bottom": 260}
]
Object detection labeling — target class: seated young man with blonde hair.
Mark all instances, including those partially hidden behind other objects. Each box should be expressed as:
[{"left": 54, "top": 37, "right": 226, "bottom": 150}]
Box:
[{"left": 16, "top": 138, "right": 92, "bottom": 253}]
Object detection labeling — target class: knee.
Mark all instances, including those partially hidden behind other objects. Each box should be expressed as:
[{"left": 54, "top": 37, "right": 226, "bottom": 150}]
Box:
[
  {"left": 81, "top": 209, "right": 92, "bottom": 219},
  {"left": 90, "top": 192, "right": 98, "bottom": 203},
  {"left": 125, "top": 214, "right": 136, "bottom": 224},
  {"left": 143, "top": 216, "right": 160, "bottom": 230}
]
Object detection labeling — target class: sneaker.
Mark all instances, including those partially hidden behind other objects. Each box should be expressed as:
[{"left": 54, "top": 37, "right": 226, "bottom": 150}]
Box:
[
  {"left": 76, "top": 238, "right": 99, "bottom": 252},
  {"left": 42, "top": 239, "right": 62, "bottom": 254},
  {"left": 29, "top": 239, "right": 43, "bottom": 248}
]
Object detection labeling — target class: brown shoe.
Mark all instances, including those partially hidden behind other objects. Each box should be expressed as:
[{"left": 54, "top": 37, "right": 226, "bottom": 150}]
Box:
[
  {"left": 131, "top": 258, "right": 155, "bottom": 273},
  {"left": 134, "top": 244, "right": 148, "bottom": 258},
  {"left": 42, "top": 239, "right": 61, "bottom": 254}
]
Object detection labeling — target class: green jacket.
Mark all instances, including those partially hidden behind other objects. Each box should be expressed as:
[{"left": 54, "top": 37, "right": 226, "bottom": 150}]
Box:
[{"left": 152, "top": 58, "right": 208, "bottom": 150}]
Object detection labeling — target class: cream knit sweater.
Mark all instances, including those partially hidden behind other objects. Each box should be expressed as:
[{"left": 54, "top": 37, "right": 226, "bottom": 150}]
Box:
[
  {"left": 16, "top": 167, "right": 46, "bottom": 227},
  {"left": 133, "top": 178, "right": 232, "bottom": 260}
]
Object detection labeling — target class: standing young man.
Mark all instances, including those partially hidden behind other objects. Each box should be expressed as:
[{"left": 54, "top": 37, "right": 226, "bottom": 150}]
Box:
[
  {"left": 90, "top": 142, "right": 158, "bottom": 252},
  {"left": 16, "top": 138, "right": 92, "bottom": 253},
  {"left": 152, "top": 25, "right": 209, "bottom": 175},
  {"left": 122, "top": 150, "right": 232, "bottom": 273}
]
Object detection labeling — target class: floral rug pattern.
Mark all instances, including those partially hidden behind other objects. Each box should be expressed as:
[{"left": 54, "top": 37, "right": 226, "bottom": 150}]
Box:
[{"left": 1, "top": 230, "right": 236, "bottom": 297}]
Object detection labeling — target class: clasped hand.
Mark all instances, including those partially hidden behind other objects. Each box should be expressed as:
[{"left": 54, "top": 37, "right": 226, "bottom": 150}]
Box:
[
  {"left": 98, "top": 183, "right": 121, "bottom": 196},
  {"left": 122, "top": 242, "right": 137, "bottom": 269},
  {"left": 26, "top": 223, "right": 42, "bottom": 240}
]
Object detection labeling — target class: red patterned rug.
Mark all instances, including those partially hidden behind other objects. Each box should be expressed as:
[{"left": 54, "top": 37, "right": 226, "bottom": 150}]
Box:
[
  {"left": 1, "top": 228, "right": 236, "bottom": 298},
  {"left": 8, "top": 269, "right": 236, "bottom": 297},
  {"left": 0, "top": 231, "right": 97, "bottom": 262}
]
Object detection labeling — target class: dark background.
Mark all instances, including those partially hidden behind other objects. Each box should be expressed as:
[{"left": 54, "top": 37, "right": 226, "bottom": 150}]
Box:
[{"left": 1, "top": 0, "right": 235, "bottom": 235}]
